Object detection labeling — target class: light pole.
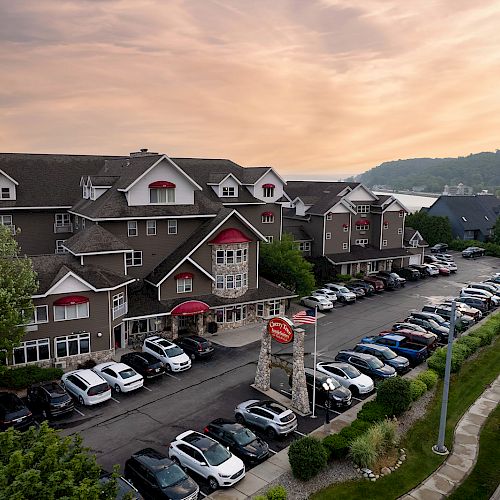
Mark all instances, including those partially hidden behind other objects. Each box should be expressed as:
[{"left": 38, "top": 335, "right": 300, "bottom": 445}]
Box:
[{"left": 322, "top": 378, "right": 336, "bottom": 433}]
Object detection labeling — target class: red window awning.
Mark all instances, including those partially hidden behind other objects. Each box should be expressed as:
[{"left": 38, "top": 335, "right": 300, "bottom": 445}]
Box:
[
  {"left": 262, "top": 183, "right": 275, "bottom": 188},
  {"left": 174, "top": 272, "right": 193, "bottom": 280},
  {"left": 383, "top": 220, "right": 389, "bottom": 225},
  {"left": 209, "top": 228, "right": 252, "bottom": 244},
  {"left": 342, "top": 223, "right": 349, "bottom": 228},
  {"left": 148, "top": 181, "right": 176, "bottom": 189},
  {"left": 53, "top": 295, "right": 89, "bottom": 306},
  {"left": 170, "top": 301, "right": 210, "bottom": 316},
  {"left": 356, "top": 219, "right": 370, "bottom": 225},
  {"left": 262, "top": 211, "right": 274, "bottom": 217}
]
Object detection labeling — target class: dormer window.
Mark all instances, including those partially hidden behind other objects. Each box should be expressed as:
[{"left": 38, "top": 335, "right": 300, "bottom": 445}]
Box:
[
  {"left": 222, "top": 186, "right": 236, "bottom": 197},
  {"left": 1, "top": 188, "right": 10, "bottom": 199},
  {"left": 261, "top": 211, "right": 275, "bottom": 223},
  {"left": 149, "top": 181, "right": 176, "bottom": 204},
  {"left": 357, "top": 205, "right": 370, "bottom": 214},
  {"left": 82, "top": 183, "right": 90, "bottom": 199},
  {"left": 262, "top": 183, "right": 275, "bottom": 198}
]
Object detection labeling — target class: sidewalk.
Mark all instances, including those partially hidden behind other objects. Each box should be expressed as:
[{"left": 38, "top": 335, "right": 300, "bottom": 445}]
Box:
[{"left": 401, "top": 373, "right": 500, "bottom": 500}]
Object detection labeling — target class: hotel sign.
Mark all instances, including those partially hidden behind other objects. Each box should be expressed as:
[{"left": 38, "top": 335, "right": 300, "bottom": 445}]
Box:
[{"left": 267, "top": 317, "right": 294, "bottom": 344}]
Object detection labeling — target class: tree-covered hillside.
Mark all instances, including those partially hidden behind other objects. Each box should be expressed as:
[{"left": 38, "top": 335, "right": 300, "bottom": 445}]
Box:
[{"left": 355, "top": 150, "right": 500, "bottom": 194}]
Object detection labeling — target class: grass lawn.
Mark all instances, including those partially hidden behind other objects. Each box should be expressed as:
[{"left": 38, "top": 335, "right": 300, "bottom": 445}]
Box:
[
  {"left": 448, "top": 404, "right": 500, "bottom": 500},
  {"left": 311, "top": 332, "right": 500, "bottom": 500}
]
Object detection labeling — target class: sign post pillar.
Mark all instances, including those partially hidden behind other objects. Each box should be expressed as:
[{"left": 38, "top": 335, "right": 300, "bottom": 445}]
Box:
[
  {"left": 291, "top": 327, "right": 311, "bottom": 415},
  {"left": 254, "top": 323, "right": 272, "bottom": 391}
]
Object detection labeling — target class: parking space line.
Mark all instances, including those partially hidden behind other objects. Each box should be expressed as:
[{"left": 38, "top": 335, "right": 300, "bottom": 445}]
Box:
[
  {"left": 351, "top": 397, "right": 363, "bottom": 402},
  {"left": 110, "top": 397, "right": 121, "bottom": 403},
  {"left": 74, "top": 408, "right": 85, "bottom": 417},
  {"left": 165, "top": 373, "right": 181, "bottom": 380},
  {"left": 142, "top": 385, "right": 153, "bottom": 392},
  {"left": 294, "top": 430, "right": 307, "bottom": 437},
  {"left": 268, "top": 449, "right": 278, "bottom": 455}
]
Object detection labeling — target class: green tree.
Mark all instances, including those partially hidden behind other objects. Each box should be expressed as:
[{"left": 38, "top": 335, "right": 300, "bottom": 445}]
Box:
[
  {"left": 491, "top": 216, "right": 500, "bottom": 245},
  {"left": 0, "top": 422, "right": 119, "bottom": 500},
  {"left": 0, "top": 225, "right": 38, "bottom": 360},
  {"left": 259, "top": 234, "right": 315, "bottom": 296},
  {"left": 406, "top": 211, "right": 453, "bottom": 246}
]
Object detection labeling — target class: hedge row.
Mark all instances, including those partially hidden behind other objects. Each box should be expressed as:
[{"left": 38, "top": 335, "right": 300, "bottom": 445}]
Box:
[
  {"left": 448, "top": 239, "right": 500, "bottom": 257},
  {"left": 0, "top": 366, "right": 63, "bottom": 390}
]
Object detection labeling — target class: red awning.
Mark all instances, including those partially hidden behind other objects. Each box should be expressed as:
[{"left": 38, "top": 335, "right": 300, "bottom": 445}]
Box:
[
  {"left": 53, "top": 295, "right": 89, "bottom": 306},
  {"left": 262, "top": 183, "right": 275, "bottom": 188},
  {"left": 174, "top": 272, "right": 193, "bottom": 280},
  {"left": 170, "top": 301, "right": 210, "bottom": 316},
  {"left": 355, "top": 219, "right": 370, "bottom": 225},
  {"left": 209, "top": 228, "right": 252, "bottom": 244},
  {"left": 148, "top": 181, "right": 176, "bottom": 188},
  {"left": 342, "top": 223, "right": 349, "bottom": 228},
  {"left": 383, "top": 220, "right": 389, "bottom": 225},
  {"left": 262, "top": 211, "right": 274, "bottom": 217}
]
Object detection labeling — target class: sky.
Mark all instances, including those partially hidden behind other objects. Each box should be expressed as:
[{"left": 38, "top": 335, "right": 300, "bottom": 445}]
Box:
[{"left": 1, "top": 0, "right": 500, "bottom": 178}]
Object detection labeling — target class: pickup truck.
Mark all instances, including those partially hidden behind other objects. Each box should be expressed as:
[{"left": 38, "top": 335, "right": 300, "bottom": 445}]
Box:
[
  {"left": 385, "top": 327, "right": 438, "bottom": 351},
  {"left": 360, "top": 334, "right": 428, "bottom": 365}
]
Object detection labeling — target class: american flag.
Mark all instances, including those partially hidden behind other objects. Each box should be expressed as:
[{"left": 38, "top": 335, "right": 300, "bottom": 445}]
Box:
[{"left": 292, "top": 308, "right": 317, "bottom": 325}]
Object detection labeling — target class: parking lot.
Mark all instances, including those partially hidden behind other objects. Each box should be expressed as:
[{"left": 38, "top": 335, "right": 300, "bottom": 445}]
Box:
[{"left": 48, "top": 251, "right": 499, "bottom": 496}]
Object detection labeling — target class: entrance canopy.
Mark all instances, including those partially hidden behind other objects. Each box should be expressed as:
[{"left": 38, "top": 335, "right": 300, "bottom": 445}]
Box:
[{"left": 170, "top": 300, "right": 210, "bottom": 316}]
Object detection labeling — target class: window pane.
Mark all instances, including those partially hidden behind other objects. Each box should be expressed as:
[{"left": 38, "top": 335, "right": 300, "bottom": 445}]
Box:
[
  {"left": 66, "top": 305, "right": 77, "bottom": 320},
  {"left": 79, "top": 337, "right": 90, "bottom": 354},
  {"left": 54, "top": 306, "right": 65, "bottom": 321},
  {"left": 56, "top": 341, "right": 67, "bottom": 358},
  {"left": 68, "top": 339, "right": 79, "bottom": 356},
  {"left": 77, "top": 302, "right": 89, "bottom": 318},
  {"left": 37, "top": 306, "right": 48, "bottom": 322},
  {"left": 39, "top": 343, "right": 50, "bottom": 360},
  {"left": 26, "top": 345, "right": 38, "bottom": 363},
  {"left": 13, "top": 348, "right": 25, "bottom": 364}
]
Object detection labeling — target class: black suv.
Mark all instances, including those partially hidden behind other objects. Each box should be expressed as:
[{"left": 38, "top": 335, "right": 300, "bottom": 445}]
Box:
[
  {"left": 421, "top": 305, "right": 473, "bottom": 331},
  {"left": 0, "top": 392, "right": 35, "bottom": 431},
  {"left": 409, "top": 264, "right": 428, "bottom": 279},
  {"left": 350, "top": 280, "right": 375, "bottom": 296},
  {"left": 175, "top": 335, "right": 215, "bottom": 360},
  {"left": 334, "top": 351, "right": 396, "bottom": 380},
  {"left": 462, "top": 246, "right": 485, "bottom": 258},
  {"left": 204, "top": 418, "right": 269, "bottom": 465},
  {"left": 120, "top": 352, "right": 164, "bottom": 379},
  {"left": 378, "top": 271, "right": 406, "bottom": 287},
  {"left": 353, "top": 344, "right": 410, "bottom": 374},
  {"left": 124, "top": 448, "right": 199, "bottom": 500},
  {"left": 396, "top": 267, "right": 420, "bottom": 281},
  {"left": 27, "top": 381, "right": 74, "bottom": 419},
  {"left": 430, "top": 243, "right": 449, "bottom": 253},
  {"left": 375, "top": 274, "right": 398, "bottom": 290},
  {"left": 456, "top": 296, "right": 489, "bottom": 313}
]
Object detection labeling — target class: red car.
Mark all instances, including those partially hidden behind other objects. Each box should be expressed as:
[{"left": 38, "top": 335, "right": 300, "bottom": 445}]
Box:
[
  {"left": 435, "top": 264, "right": 451, "bottom": 276},
  {"left": 363, "top": 276, "right": 385, "bottom": 292}
]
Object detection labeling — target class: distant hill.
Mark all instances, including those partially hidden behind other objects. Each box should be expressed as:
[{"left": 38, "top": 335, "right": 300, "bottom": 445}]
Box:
[{"left": 354, "top": 150, "right": 500, "bottom": 195}]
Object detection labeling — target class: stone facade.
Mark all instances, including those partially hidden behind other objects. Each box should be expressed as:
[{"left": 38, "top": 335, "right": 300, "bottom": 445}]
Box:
[
  {"left": 211, "top": 243, "right": 249, "bottom": 298},
  {"left": 291, "top": 328, "right": 310, "bottom": 415},
  {"left": 254, "top": 324, "right": 271, "bottom": 391}
]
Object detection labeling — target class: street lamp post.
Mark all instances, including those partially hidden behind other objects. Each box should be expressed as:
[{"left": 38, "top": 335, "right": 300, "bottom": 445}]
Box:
[{"left": 322, "top": 378, "right": 336, "bottom": 433}]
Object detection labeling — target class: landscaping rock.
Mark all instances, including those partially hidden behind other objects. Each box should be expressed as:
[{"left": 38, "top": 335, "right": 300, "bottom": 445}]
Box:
[
  {"left": 371, "top": 478, "right": 376, "bottom": 482},
  {"left": 369, "top": 473, "right": 375, "bottom": 478},
  {"left": 381, "top": 467, "right": 391, "bottom": 475},
  {"left": 400, "top": 454, "right": 407, "bottom": 461},
  {"left": 361, "top": 468, "right": 372, "bottom": 474}
]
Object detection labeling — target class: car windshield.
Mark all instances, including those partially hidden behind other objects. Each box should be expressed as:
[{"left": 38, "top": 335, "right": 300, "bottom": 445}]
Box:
[
  {"left": 204, "top": 443, "right": 232, "bottom": 466},
  {"left": 233, "top": 428, "right": 257, "bottom": 446},
  {"left": 367, "top": 358, "right": 384, "bottom": 369},
  {"left": 119, "top": 369, "right": 136, "bottom": 379},
  {"left": 382, "top": 350, "right": 397, "bottom": 360},
  {"left": 165, "top": 346, "right": 184, "bottom": 357},
  {"left": 338, "top": 287, "right": 349, "bottom": 293},
  {"left": 156, "top": 464, "right": 187, "bottom": 488},
  {"left": 342, "top": 365, "right": 361, "bottom": 378},
  {"left": 427, "top": 319, "right": 440, "bottom": 328},
  {"left": 51, "top": 395, "right": 69, "bottom": 404},
  {"left": 390, "top": 273, "right": 401, "bottom": 279}
]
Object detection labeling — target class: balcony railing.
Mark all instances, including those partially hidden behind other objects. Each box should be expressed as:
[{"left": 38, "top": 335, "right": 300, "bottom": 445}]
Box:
[
  {"left": 112, "top": 302, "right": 128, "bottom": 320},
  {"left": 54, "top": 223, "right": 73, "bottom": 234}
]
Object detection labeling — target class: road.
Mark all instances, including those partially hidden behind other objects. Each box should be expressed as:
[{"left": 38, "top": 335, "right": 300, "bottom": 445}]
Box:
[{"left": 55, "top": 252, "right": 498, "bottom": 493}]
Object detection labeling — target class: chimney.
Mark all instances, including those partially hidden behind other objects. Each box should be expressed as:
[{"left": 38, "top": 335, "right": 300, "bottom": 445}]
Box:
[{"left": 130, "top": 148, "right": 159, "bottom": 157}]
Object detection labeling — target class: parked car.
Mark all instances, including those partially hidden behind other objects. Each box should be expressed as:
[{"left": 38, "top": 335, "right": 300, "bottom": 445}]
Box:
[
  {"left": 175, "top": 335, "right": 215, "bottom": 360},
  {"left": 311, "top": 288, "right": 338, "bottom": 302},
  {"left": 169, "top": 431, "right": 245, "bottom": 490},
  {"left": 61, "top": 369, "right": 112, "bottom": 406},
  {"left": 460, "top": 287, "right": 499, "bottom": 307},
  {"left": 300, "top": 295, "right": 334, "bottom": 311},
  {"left": 440, "top": 300, "right": 482, "bottom": 322},
  {"left": 363, "top": 276, "right": 385, "bottom": 291},
  {"left": 467, "top": 282, "right": 500, "bottom": 296},
  {"left": 392, "top": 322, "right": 429, "bottom": 334},
  {"left": 93, "top": 362, "right": 144, "bottom": 393},
  {"left": 345, "top": 284, "right": 366, "bottom": 298},
  {"left": 455, "top": 296, "right": 489, "bottom": 314},
  {"left": 383, "top": 328, "right": 438, "bottom": 350},
  {"left": 100, "top": 471, "right": 143, "bottom": 500},
  {"left": 434, "top": 263, "right": 451, "bottom": 276},
  {"left": 324, "top": 283, "right": 356, "bottom": 303},
  {"left": 378, "top": 271, "right": 406, "bottom": 287},
  {"left": 234, "top": 400, "right": 297, "bottom": 438},
  {"left": 435, "top": 253, "right": 454, "bottom": 261},
  {"left": 404, "top": 315, "right": 449, "bottom": 341},
  {"left": 334, "top": 351, "right": 397, "bottom": 379},
  {"left": 316, "top": 361, "right": 374, "bottom": 395},
  {"left": 349, "top": 280, "right": 375, "bottom": 295},
  {"left": 125, "top": 447, "right": 199, "bottom": 499},
  {"left": 423, "top": 255, "right": 438, "bottom": 264},
  {"left": 120, "top": 352, "right": 165, "bottom": 379},
  {"left": 353, "top": 343, "right": 410, "bottom": 373},
  {"left": 291, "top": 368, "right": 352, "bottom": 409},
  {"left": 374, "top": 274, "right": 398, "bottom": 290},
  {"left": 462, "top": 246, "right": 485, "bottom": 258},
  {"left": 430, "top": 243, "right": 449, "bottom": 253},
  {"left": 27, "top": 381, "right": 74, "bottom": 419},
  {"left": 435, "top": 260, "right": 457, "bottom": 273},
  {"left": 0, "top": 392, "right": 34, "bottom": 431},
  {"left": 487, "top": 274, "right": 500, "bottom": 284},
  {"left": 421, "top": 305, "right": 473, "bottom": 331},
  {"left": 396, "top": 267, "right": 421, "bottom": 281},
  {"left": 422, "top": 264, "right": 440, "bottom": 277},
  {"left": 409, "top": 264, "right": 429, "bottom": 279},
  {"left": 360, "top": 334, "right": 428, "bottom": 365},
  {"left": 481, "top": 281, "right": 500, "bottom": 294},
  {"left": 143, "top": 336, "right": 191, "bottom": 372},
  {"left": 203, "top": 418, "right": 269, "bottom": 465}
]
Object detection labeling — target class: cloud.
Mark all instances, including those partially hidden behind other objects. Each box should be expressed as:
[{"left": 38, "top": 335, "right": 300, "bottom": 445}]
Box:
[{"left": 1, "top": 0, "right": 500, "bottom": 175}]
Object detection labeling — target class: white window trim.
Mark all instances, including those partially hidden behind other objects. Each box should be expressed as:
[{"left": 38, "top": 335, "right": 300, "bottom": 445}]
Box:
[
  {"left": 13, "top": 338, "right": 50, "bottom": 365},
  {"left": 382, "top": 239, "right": 388, "bottom": 247},
  {"left": 55, "top": 213, "right": 70, "bottom": 227},
  {"left": 54, "top": 333, "right": 90, "bottom": 358},
  {"left": 146, "top": 220, "right": 157, "bottom": 236},
  {"left": 342, "top": 242, "right": 348, "bottom": 250},
  {"left": 126, "top": 251, "right": 143, "bottom": 267},
  {"left": 53, "top": 302, "right": 89, "bottom": 322},
  {"left": 149, "top": 187, "right": 175, "bottom": 204},
  {"left": 265, "top": 235, "right": 274, "bottom": 243},
  {"left": 25, "top": 305, "right": 49, "bottom": 325},
  {"left": 55, "top": 240, "right": 67, "bottom": 254},
  {"left": 261, "top": 215, "right": 275, "bottom": 224},
  {"left": 325, "top": 232, "right": 332, "bottom": 240},
  {"left": 263, "top": 187, "right": 275, "bottom": 198},
  {"left": 355, "top": 224, "right": 370, "bottom": 231},
  {"left": 355, "top": 238, "right": 368, "bottom": 245},
  {"left": 221, "top": 186, "right": 236, "bottom": 197},
  {"left": 176, "top": 278, "right": 193, "bottom": 294},
  {"left": 357, "top": 205, "right": 370, "bottom": 214},
  {"left": 326, "top": 213, "right": 332, "bottom": 220},
  {"left": 127, "top": 220, "right": 138, "bottom": 237},
  {"left": 383, "top": 222, "right": 389, "bottom": 229},
  {"left": 168, "top": 219, "right": 178, "bottom": 234},
  {"left": 398, "top": 228, "right": 403, "bottom": 234},
  {"left": 1, "top": 187, "right": 10, "bottom": 199}
]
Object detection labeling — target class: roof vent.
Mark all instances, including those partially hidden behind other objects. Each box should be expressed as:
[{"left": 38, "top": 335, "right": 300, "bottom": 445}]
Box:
[{"left": 130, "top": 148, "right": 159, "bottom": 157}]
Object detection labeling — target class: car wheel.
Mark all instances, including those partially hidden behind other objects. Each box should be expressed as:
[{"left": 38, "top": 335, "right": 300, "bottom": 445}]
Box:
[
  {"left": 235, "top": 413, "right": 245, "bottom": 424},
  {"left": 78, "top": 396, "right": 84, "bottom": 406},
  {"left": 349, "top": 385, "right": 359, "bottom": 397},
  {"left": 208, "top": 476, "right": 219, "bottom": 491},
  {"left": 165, "top": 364, "right": 172, "bottom": 372},
  {"left": 114, "top": 384, "right": 121, "bottom": 393},
  {"left": 266, "top": 427, "right": 278, "bottom": 439}
]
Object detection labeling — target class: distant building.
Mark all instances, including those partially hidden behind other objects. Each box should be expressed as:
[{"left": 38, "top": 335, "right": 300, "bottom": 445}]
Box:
[
  {"left": 427, "top": 195, "right": 500, "bottom": 241},
  {"left": 443, "top": 183, "right": 473, "bottom": 196}
]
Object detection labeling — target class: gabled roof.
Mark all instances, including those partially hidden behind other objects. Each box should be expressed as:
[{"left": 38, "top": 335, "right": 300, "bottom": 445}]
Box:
[
  {"left": 207, "top": 172, "right": 242, "bottom": 186},
  {"left": 63, "top": 225, "right": 132, "bottom": 255},
  {"left": 284, "top": 225, "right": 313, "bottom": 241},
  {"left": 404, "top": 226, "right": 428, "bottom": 247}
]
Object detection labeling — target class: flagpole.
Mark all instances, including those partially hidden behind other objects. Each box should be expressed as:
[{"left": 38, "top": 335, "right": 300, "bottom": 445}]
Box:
[{"left": 312, "top": 306, "right": 318, "bottom": 418}]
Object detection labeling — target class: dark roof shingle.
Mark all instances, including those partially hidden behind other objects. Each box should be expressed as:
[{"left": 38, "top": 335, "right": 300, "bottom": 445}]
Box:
[{"left": 63, "top": 225, "right": 132, "bottom": 254}]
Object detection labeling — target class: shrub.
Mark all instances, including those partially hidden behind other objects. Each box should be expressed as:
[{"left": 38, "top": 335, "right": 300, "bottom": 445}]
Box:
[
  {"left": 323, "top": 434, "right": 349, "bottom": 460},
  {"left": 288, "top": 436, "right": 328, "bottom": 481},
  {"left": 335, "top": 274, "right": 352, "bottom": 282},
  {"left": 0, "top": 366, "right": 63, "bottom": 390},
  {"left": 469, "top": 329, "right": 494, "bottom": 346},
  {"left": 77, "top": 359, "right": 96, "bottom": 369},
  {"left": 410, "top": 379, "right": 427, "bottom": 401},
  {"left": 375, "top": 418, "right": 399, "bottom": 452},
  {"left": 456, "top": 335, "right": 482, "bottom": 354},
  {"left": 416, "top": 369, "right": 438, "bottom": 389},
  {"left": 453, "top": 342, "right": 472, "bottom": 359},
  {"left": 428, "top": 345, "right": 468, "bottom": 376},
  {"left": 376, "top": 377, "right": 412, "bottom": 416},
  {"left": 265, "top": 485, "right": 287, "bottom": 500},
  {"left": 349, "top": 433, "right": 378, "bottom": 469},
  {"left": 357, "top": 400, "right": 390, "bottom": 423},
  {"left": 355, "top": 272, "right": 365, "bottom": 279},
  {"left": 338, "top": 419, "right": 371, "bottom": 442}
]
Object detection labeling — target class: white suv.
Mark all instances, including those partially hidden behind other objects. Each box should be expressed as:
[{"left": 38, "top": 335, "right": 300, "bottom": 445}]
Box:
[
  {"left": 324, "top": 283, "right": 356, "bottom": 303},
  {"left": 142, "top": 336, "right": 191, "bottom": 372},
  {"left": 169, "top": 430, "right": 245, "bottom": 491},
  {"left": 61, "top": 369, "right": 112, "bottom": 405}
]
